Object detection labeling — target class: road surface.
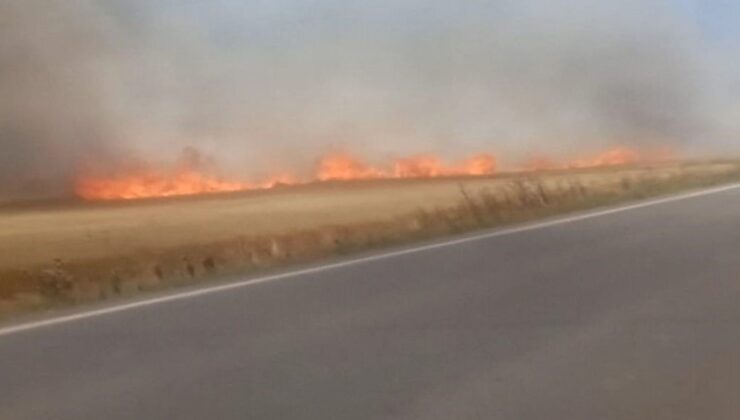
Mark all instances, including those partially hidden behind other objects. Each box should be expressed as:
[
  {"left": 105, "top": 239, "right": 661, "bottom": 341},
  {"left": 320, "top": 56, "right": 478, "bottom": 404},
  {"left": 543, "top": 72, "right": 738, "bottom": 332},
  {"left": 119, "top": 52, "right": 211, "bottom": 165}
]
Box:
[{"left": 2, "top": 185, "right": 740, "bottom": 419}]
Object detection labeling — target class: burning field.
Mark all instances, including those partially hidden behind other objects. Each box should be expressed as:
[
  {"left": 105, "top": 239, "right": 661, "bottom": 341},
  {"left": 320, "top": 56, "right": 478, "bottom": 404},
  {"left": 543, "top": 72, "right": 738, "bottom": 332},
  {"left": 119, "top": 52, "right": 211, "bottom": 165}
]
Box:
[
  {"left": 1, "top": 159, "right": 739, "bottom": 319},
  {"left": 3, "top": 0, "right": 740, "bottom": 321},
  {"left": 73, "top": 147, "right": 662, "bottom": 201}
]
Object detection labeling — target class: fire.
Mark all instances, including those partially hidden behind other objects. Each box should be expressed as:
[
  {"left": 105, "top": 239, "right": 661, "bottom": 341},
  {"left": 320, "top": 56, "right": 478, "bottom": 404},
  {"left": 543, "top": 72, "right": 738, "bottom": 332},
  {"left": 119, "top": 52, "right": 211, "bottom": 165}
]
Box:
[
  {"left": 316, "top": 153, "right": 384, "bottom": 181},
  {"left": 315, "top": 152, "right": 497, "bottom": 181},
  {"left": 522, "top": 147, "right": 671, "bottom": 172},
  {"left": 568, "top": 147, "right": 640, "bottom": 168},
  {"left": 394, "top": 155, "right": 447, "bottom": 178},
  {"left": 392, "top": 154, "right": 497, "bottom": 178},
  {"left": 76, "top": 151, "right": 498, "bottom": 200},
  {"left": 462, "top": 154, "right": 497, "bottom": 175},
  {"left": 75, "top": 148, "right": 253, "bottom": 200},
  {"left": 75, "top": 165, "right": 251, "bottom": 201},
  {"left": 256, "top": 173, "right": 300, "bottom": 189},
  {"left": 74, "top": 146, "right": 669, "bottom": 201}
]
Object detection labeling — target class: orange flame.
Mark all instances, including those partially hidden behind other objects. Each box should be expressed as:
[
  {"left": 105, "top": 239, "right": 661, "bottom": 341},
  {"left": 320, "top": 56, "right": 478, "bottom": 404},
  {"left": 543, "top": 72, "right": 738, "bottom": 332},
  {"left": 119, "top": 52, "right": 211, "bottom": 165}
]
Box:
[
  {"left": 393, "top": 155, "right": 447, "bottom": 178},
  {"left": 522, "top": 147, "right": 672, "bottom": 172},
  {"left": 75, "top": 148, "right": 253, "bottom": 200},
  {"left": 316, "top": 153, "right": 384, "bottom": 181},
  {"left": 74, "top": 167, "right": 251, "bottom": 200},
  {"left": 462, "top": 154, "right": 497, "bottom": 175},
  {"left": 314, "top": 152, "right": 498, "bottom": 181},
  {"left": 74, "top": 146, "right": 669, "bottom": 201},
  {"left": 568, "top": 147, "right": 641, "bottom": 168},
  {"left": 75, "top": 151, "right": 499, "bottom": 200},
  {"left": 392, "top": 153, "right": 497, "bottom": 178}
]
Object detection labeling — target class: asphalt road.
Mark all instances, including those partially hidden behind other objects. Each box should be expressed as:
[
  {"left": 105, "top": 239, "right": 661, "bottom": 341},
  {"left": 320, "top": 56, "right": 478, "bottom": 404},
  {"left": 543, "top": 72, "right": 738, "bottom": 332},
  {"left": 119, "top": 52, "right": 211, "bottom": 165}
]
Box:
[{"left": 2, "top": 185, "right": 740, "bottom": 419}]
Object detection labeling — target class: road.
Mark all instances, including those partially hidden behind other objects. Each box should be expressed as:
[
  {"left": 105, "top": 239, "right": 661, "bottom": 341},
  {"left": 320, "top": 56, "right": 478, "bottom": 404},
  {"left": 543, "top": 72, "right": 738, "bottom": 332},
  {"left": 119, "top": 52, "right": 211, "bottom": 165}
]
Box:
[{"left": 2, "top": 185, "right": 740, "bottom": 419}]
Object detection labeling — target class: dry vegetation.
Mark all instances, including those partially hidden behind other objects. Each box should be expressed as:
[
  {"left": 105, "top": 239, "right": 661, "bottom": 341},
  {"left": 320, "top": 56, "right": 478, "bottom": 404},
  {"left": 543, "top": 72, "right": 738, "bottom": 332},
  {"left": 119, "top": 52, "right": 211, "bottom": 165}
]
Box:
[{"left": 1, "top": 161, "right": 739, "bottom": 320}]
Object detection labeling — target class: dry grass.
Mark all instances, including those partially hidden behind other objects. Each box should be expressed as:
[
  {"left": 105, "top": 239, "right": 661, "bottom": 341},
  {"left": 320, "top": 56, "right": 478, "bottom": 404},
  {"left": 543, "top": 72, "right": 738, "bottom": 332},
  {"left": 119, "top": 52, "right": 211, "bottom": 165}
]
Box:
[{"left": 1, "top": 160, "right": 739, "bottom": 320}]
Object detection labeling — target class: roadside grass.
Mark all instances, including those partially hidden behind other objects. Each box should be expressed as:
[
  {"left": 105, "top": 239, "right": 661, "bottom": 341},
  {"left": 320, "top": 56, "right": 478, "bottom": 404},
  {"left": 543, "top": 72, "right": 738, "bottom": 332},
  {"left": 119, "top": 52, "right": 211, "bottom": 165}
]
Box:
[{"left": 1, "top": 160, "right": 739, "bottom": 321}]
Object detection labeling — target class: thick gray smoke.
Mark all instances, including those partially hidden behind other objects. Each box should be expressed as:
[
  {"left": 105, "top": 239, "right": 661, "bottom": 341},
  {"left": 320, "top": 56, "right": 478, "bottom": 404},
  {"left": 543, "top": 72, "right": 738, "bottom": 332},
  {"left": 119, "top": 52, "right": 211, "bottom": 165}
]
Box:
[
  {"left": 1, "top": 0, "right": 737, "bottom": 198},
  {"left": 0, "top": 1, "right": 124, "bottom": 198}
]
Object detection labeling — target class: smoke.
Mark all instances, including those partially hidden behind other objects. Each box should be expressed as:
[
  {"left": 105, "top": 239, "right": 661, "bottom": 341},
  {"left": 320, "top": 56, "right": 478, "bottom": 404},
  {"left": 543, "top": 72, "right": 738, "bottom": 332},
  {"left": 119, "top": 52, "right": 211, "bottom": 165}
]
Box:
[
  {"left": 0, "top": 1, "right": 123, "bottom": 198},
  {"left": 1, "top": 0, "right": 737, "bottom": 198}
]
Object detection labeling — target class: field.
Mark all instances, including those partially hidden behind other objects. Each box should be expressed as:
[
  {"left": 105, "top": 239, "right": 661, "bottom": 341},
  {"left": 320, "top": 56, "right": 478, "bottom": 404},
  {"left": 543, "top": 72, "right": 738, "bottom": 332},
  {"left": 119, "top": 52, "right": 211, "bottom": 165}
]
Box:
[{"left": 1, "top": 161, "right": 739, "bottom": 319}]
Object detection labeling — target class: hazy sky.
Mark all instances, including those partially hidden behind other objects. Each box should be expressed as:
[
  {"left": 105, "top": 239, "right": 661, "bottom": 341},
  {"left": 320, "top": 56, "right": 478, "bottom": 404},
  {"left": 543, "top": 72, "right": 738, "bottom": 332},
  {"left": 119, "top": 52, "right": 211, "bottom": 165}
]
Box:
[
  {"left": 103, "top": 0, "right": 740, "bottom": 156},
  {"left": 1, "top": 0, "right": 739, "bottom": 196}
]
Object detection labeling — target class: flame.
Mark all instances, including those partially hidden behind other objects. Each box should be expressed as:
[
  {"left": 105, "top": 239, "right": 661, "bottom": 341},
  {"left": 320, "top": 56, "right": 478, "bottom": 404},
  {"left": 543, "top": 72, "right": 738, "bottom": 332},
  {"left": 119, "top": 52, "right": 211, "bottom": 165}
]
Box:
[
  {"left": 256, "top": 173, "right": 300, "bottom": 189},
  {"left": 74, "top": 166, "right": 251, "bottom": 200},
  {"left": 462, "top": 154, "right": 497, "bottom": 175},
  {"left": 392, "top": 153, "right": 497, "bottom": 178},
  {"left": 568, "top": 147, "right": 641, "bottom": 168},
  {"left": 316, "top": 153, "right": 384, "bottom": 181},
  {"left": 522, "top": 147, "right": 671, "bottom": 172},
  {"left": 75, "top": 151, "right": 498, "bottom": 200},
  {"left": 315, "top": 152, "right": 497, "bottom": 181},
  {"left": 75, "top": 148, "right": 254, "bottom": 200},
  {"left": 74, "top": 146, "right": 670, "bottom": 201},
  {"left": 393, "top": 155, "right": 446, "bottom": 178}
]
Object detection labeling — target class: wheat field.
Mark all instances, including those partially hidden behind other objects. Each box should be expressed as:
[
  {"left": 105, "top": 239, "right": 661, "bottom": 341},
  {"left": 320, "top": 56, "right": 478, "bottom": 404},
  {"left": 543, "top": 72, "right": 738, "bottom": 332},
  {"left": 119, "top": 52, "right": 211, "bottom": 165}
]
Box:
[
  {"left": 0, "top": 161, "right": 738, "bottom": 319},
  {"left": 0, "top": 162, "right": 730, "bottom": 269}
]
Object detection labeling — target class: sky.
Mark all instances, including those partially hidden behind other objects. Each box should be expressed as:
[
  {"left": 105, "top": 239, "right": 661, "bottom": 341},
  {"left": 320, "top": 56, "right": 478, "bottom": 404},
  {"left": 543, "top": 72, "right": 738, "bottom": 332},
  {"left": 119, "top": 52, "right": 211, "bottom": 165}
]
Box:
[
  {"left": 1, "top": 0, "right": 739, "bottom": 197},
  {"left": 131, "top": 0, "right": 740, "bottom": 43},
  {"left": 678, "top": 0, "right": 740, "bottom": 41}
]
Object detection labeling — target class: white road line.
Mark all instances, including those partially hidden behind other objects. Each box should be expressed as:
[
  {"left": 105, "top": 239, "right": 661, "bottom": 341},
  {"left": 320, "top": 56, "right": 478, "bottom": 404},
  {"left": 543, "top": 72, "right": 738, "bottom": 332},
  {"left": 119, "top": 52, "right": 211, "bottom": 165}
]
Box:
[{"left": 1, "top": 182, "right": 739, "bottom": 337}]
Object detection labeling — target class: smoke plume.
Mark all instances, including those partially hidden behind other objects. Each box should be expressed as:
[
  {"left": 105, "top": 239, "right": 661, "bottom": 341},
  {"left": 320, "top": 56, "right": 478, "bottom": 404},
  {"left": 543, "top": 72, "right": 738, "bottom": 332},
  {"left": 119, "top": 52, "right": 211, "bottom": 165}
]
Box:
[
  {"left": 0, "top": 1, "right": 121, "bottom": 198},
  {"left": 1, "top": 0, "right": 737, "bottom": 199}
]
